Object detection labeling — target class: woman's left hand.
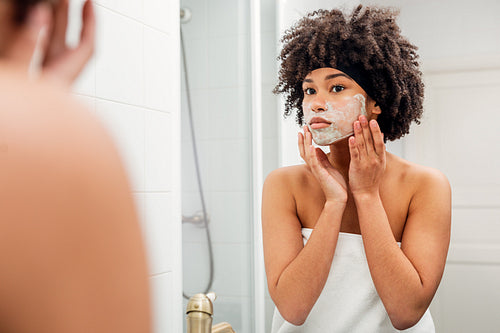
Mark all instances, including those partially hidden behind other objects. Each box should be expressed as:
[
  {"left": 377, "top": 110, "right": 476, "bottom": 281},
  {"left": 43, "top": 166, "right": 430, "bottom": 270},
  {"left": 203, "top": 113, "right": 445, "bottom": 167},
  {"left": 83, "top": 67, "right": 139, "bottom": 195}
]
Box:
[{"left": 348, "top": 115, "right": 386, "bottom": 196}]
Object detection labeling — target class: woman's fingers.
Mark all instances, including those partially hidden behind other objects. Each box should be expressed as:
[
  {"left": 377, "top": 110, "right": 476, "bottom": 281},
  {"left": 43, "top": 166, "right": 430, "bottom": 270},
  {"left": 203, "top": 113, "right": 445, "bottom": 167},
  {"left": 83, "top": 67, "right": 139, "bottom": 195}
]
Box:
[
  {"left": 68, "top": 1, "right": 96, "bottom": 77},
  {"left": 303, "top": 126, "right": 313, "bottom": 160},
  {"left": 77, "top": 0, "right": 96, "bottom": 57},
  {"left": 348, "top": 136, "right": 359, "bottom": 161},
  {"left": 298, "top": 132, "right": 305, "bottom": 161},
  {"left": 41, "top": 0, "right": 95, "bottom": 85},
  {"left": 302, "top": 126, "right": 322, "bottom": 173},
  {"left": 45, "top": 0, "right": 69, "bottom": 60},
  {"left": 304, "top": 125, "right": 313, "bottom": 146},
  {"left": 298, "top": 125, "right": 311, "bottom": 164},
  {"left": 370, "top": 120, "right": 385, "bottom": 155},
  {"left": 360, "top": 115, "right": 375, "bottom": 154},
  {"left": 353, "top": 120, "right": 367, "bottom": 157}
]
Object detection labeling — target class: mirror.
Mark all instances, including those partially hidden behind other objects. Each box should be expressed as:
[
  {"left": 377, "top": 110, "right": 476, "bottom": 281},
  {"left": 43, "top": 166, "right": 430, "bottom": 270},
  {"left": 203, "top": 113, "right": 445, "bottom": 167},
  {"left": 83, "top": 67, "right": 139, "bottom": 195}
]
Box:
[{"left": 181, "top": 0, "right": 500, "bottom": 332}]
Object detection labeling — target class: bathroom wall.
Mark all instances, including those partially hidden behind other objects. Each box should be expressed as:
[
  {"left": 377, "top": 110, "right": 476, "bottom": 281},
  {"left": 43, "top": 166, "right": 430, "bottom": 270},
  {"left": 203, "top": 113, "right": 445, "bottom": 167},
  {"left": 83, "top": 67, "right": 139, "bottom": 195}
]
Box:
[
  {"left": 68, "top": 0, "right": 182, "bottom": 332},
  {"left": 370, "top": 0, "right": 500, "bottom": 331}
]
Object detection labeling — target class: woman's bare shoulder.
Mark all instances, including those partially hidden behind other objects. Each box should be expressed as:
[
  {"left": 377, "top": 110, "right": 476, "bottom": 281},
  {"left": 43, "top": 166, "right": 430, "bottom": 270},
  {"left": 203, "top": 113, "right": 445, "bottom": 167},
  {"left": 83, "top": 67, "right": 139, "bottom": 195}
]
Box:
[
  {"left": 0, "top": 72, "right": 151, "bottom": 333},
  {"left": 264, "top": 164, "right": 311, "bottom": 189},
  {"left": 387, "top": 152, "right": 450, "bottom": 194},
  {"left": 0, "top": 73, "right": 114, "bottom": 167},
  {"left": 0, "top": 74, "right": 94, "bottom": 128}
]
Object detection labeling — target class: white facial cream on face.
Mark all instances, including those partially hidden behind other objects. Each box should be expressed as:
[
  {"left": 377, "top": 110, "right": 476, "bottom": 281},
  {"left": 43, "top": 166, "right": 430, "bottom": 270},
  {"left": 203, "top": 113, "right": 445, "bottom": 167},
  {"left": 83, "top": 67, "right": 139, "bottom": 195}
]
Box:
[{"left": 303, "top": 94, "right": 367, "bottom": 146}]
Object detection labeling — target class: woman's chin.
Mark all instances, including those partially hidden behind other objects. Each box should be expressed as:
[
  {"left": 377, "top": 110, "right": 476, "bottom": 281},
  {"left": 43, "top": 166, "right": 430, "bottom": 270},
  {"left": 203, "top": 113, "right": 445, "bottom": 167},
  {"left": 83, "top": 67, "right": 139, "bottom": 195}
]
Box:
[{"left": 313, "top": 133, "right": 351, "bottom": 146}]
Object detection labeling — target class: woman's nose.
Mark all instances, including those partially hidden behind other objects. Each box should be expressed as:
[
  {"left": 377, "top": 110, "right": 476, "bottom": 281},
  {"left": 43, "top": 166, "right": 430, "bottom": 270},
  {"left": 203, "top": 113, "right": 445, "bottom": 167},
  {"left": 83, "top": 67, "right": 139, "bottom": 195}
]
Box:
[{"left": 310, "top": 95, "right": 327, "bottom": 112}]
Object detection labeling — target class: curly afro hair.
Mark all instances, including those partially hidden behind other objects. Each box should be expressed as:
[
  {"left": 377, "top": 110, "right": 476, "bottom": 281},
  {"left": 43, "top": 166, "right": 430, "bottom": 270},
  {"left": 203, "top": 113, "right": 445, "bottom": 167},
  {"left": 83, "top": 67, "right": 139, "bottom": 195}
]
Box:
[{"left": 273, "top": 5, "right": 424, "bottom": 141}]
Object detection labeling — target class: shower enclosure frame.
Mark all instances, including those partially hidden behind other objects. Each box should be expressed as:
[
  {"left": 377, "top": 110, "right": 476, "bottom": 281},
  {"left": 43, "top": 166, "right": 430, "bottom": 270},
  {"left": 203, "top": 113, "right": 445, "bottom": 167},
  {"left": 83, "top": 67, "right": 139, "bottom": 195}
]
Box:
[{"left": 250, "top": 1, "right": 266, "bottom": 332}]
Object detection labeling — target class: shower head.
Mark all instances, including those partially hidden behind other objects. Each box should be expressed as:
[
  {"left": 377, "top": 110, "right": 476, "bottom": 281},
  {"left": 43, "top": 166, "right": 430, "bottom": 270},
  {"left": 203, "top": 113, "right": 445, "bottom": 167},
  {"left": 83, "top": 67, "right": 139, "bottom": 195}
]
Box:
[{"left": 180, "top": 7, "right": 192, "bottom": 24}]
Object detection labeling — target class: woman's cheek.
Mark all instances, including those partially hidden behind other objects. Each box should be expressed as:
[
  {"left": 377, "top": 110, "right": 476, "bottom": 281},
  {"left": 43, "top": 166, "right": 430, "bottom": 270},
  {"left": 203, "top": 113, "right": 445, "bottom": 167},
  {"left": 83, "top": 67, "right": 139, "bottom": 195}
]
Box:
[{"left": 336, "top": 102, "right": 359, "bottom": 134}]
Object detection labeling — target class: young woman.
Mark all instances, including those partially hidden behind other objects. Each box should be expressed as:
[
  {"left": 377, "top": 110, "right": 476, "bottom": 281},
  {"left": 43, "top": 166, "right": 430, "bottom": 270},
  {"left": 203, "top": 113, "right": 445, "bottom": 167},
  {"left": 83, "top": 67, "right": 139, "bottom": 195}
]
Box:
[
  {"left": 0, "top": 1, "right": 151, "bottom": 332},
  {"left": 262, "top": 6, "right": 451, "bottom": 332}
]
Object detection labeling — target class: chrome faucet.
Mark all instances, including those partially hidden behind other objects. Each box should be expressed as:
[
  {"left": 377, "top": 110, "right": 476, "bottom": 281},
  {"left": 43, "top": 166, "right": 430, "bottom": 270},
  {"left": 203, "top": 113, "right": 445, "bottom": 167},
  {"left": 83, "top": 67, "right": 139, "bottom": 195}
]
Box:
[{"left": 186, "top": 293, "right": 235, "bottom": 333}]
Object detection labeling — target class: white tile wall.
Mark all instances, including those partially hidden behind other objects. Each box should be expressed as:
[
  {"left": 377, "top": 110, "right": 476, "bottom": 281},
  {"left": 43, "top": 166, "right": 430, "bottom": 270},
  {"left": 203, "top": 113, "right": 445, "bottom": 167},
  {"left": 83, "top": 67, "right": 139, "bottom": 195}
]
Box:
[
  {"left": 182, "top": 218, "right": 209, "bottom": 243},
  {"left": 180, "top": 143, "right": 205, "bottom": 193},
  {"left": 207, "top": 35, "right": 250, "bottom": 89},
  {"left": 144, "top": 28, "right": 173, "bottom": 112},
  {"left": 69, "top": 0, "right": 182, "bottom": 332},
  {"left": 150, "top": 273, "right": 174, "bottom": 333},
  {"left": 211, "top": 295, "right": 251, "bottom": 333},
  {"left": 433, "top": 264, "right": 500, "bottom": 332},
  {"left": 211, "top": 243, "right": 251, "bottom": 296},
  {"left": 181, "top": 88, "right": 210, "bottom": 140},
  {"left": 370, "top": 0, "right": 500, "bottom": 62},
  {"left": 94, "top": 0, "right": 143, "bottom": 22},
  {"left": 206, "top": 88, "right": 250, "bottom": 140},
  {"left": 207, "top": 0, "right": 248, "bottom": 37},
  {"left": 182, "top": 38, "right": 209, "bottom": 90},
  {"left": 95, "top": 6, "right": 144, "bottom": 106},
  {"left": 205, "top": 139, "right": 250, "bottom": 192},
  {"left": 182, "top": 241, "right": 212, "bottom": 295},
  {"left": 143, "top": 193, "right": 174, "bottom": 274},
  {"left": 95, "top": 100, "right": 146, "bottom": 192},
  {"left": 144, "top": 0, "right": 178, "bottom": 33},
  {"left": 145, "top": 110, "right": 173, "bottom": 191},
  {"left": 207, "top": 192, "right": 251, "bottom": 243}
]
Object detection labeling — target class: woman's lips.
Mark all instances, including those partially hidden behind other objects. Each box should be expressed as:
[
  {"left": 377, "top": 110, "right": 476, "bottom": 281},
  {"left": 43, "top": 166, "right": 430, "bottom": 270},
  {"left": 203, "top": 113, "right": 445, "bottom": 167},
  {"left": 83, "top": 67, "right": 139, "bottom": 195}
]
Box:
[{"left": 309, "top": 117, "right": 332, "bottom": 129}]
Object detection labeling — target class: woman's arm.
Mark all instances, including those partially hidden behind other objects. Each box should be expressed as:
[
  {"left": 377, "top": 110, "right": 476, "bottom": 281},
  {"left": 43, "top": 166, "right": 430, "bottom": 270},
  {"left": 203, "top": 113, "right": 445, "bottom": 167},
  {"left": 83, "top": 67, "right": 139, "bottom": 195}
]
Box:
[
  {"left": 262, "top": 128, "right": 347, "bottom": 325},
  {"left": 262, "top": 170, "right": 345, "bottom": 325},
  {"left": 348, "top": 116, "right": 451, "bottom": 330}
]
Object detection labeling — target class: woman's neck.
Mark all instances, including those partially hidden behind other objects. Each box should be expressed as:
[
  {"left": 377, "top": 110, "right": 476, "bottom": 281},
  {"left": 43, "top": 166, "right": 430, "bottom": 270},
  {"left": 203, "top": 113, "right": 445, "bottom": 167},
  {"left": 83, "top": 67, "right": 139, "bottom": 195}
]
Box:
[{"left": 327, "top": 137, "right": 351, "bottom": 177}]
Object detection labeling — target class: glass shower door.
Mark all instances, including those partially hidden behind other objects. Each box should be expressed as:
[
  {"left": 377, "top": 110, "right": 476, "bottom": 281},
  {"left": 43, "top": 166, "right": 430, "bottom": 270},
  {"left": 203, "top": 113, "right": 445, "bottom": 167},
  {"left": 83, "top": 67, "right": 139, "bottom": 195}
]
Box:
[{"left": 180, "top": 0, "right": 254, "bottom": 331}]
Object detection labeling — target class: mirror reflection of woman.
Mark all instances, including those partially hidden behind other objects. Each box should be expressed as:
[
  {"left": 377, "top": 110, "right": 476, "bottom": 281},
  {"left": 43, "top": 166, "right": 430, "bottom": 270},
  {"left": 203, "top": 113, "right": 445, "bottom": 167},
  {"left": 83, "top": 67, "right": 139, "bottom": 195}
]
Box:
[{"left": 263, "top": 6, "right": 451, "bottom": 332}]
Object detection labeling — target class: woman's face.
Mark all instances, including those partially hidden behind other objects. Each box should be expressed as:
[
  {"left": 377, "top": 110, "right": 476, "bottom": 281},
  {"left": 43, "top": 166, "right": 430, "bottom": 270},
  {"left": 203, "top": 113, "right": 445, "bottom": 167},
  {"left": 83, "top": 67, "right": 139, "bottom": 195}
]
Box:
[{"left": 302, "top": 67, "right": 380, "bottom": 146}]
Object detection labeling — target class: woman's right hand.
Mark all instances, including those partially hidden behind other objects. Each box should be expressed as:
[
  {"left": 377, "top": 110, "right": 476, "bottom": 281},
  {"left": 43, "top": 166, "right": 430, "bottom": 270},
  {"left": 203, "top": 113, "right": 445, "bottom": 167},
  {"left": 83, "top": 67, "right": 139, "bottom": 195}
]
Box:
[
  {"left": 5, "top": 0, "right": 95, "bottom": 87},
  {"left": 298, "top": 125, "right": 348, "bottom": 203},
  {"left": 40, "top": 0, "right": 95, "bottom": 86}
]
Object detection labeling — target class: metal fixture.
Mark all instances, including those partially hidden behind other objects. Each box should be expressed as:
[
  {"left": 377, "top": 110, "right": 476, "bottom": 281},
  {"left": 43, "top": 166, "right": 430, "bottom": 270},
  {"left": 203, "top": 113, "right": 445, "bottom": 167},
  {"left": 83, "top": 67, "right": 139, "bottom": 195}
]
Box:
[
  {"left": 180, "top": 7, "right": 192, "bottom": 24},
  {"left": 186, "top": 293, "right": 235, "bottom": 333},
  {"left": 182, "top": 211, "right": 210, "bottom": 228}
]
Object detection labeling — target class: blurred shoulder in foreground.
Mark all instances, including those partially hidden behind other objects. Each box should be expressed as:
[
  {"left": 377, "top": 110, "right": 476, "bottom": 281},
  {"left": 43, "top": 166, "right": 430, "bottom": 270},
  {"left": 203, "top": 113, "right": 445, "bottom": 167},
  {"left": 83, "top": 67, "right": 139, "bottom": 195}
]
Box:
[{"left": 0, "top": 67, "right": 151, "bottom": 333}]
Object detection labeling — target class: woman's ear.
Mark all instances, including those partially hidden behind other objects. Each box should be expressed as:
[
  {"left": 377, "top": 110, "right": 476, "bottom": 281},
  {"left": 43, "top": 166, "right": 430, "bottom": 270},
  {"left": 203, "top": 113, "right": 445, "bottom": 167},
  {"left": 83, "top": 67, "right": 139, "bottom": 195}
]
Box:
[{"left": 369, "top": 100, "right": 382, "bottom": 117}]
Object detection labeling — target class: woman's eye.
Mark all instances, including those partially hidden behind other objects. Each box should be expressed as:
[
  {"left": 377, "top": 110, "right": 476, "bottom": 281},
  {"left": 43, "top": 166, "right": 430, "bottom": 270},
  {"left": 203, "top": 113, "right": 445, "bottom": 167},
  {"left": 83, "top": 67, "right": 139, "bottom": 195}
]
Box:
[
  {"left": 332, "top": 85, "right": 344, "bottom": 93},
  {"left": 304, "top": 88, "right": 316, "bottom": 95}
]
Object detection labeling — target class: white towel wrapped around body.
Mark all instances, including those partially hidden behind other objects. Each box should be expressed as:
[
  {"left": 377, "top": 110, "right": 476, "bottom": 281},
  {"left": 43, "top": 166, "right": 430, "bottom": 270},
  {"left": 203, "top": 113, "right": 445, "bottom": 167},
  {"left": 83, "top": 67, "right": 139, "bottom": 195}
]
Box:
[{"left": 270, "top": 228, "right": 435, "bottom": 333}]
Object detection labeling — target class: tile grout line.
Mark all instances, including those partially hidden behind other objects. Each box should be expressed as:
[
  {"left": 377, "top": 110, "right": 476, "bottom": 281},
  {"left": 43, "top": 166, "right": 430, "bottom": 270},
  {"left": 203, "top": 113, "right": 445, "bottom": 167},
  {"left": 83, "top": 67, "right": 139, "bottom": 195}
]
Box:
[{"left": 94, "top": 3, "right": 171, "bottom": 36}]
